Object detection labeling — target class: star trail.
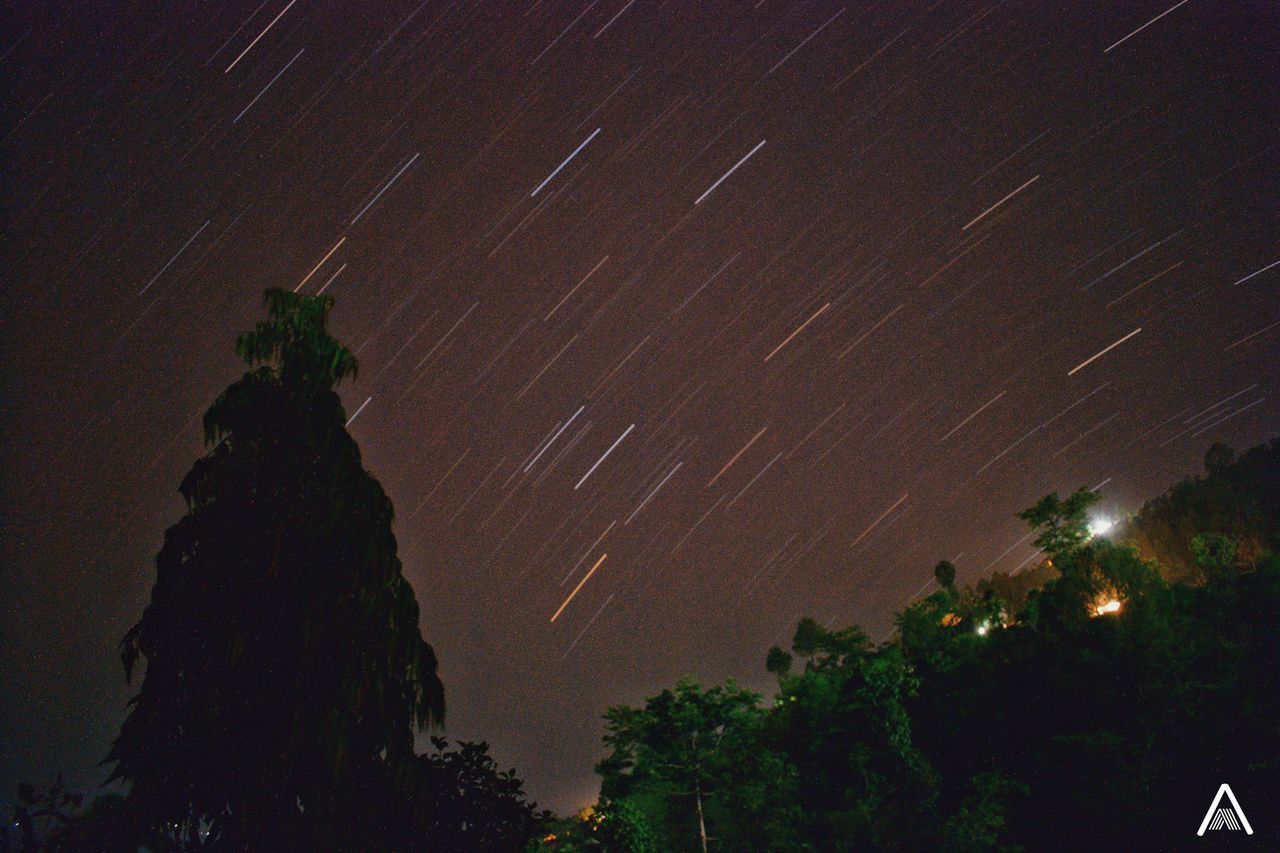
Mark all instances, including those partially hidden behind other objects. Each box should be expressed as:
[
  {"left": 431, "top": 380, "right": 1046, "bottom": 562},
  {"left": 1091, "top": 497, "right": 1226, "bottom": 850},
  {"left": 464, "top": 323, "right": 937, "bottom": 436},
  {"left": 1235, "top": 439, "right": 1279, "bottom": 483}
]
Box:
[{"left": 2, "top": 0, "right": 1277, "bottom": 814}]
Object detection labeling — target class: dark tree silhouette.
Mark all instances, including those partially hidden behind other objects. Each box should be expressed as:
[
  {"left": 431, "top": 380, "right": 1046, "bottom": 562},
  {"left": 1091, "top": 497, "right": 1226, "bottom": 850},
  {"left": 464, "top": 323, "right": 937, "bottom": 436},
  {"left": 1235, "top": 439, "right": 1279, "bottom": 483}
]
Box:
[
  {"left": 105, "top": 289, "right": 444, "bottom": 848},
  {"left": 403, "top": 738, "right": 551, "bottom": 852},
  {"left": 933, "top": 559, "right": 956, "bottom": 590}
]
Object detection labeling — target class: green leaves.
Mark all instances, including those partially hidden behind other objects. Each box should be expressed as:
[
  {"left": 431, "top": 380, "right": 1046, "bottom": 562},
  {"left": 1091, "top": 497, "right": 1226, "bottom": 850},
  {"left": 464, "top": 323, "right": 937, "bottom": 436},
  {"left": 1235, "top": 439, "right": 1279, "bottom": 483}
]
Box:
[
  {"left": 1016, "top": 487, "right": 1100, "bottom": 558},
  {"left": 598, "top": 677, "right": 769, "bottom": 849},
  {"left": 585, "top": 451, "right": 1280, "bottom": 851}
]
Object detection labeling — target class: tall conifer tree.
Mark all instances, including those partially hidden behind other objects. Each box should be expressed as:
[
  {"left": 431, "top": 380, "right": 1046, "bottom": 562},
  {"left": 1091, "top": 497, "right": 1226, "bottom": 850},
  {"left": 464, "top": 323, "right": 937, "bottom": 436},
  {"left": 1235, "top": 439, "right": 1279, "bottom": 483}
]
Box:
[{"left": 107, "top": 289, "right": 444, "bottom": 848}]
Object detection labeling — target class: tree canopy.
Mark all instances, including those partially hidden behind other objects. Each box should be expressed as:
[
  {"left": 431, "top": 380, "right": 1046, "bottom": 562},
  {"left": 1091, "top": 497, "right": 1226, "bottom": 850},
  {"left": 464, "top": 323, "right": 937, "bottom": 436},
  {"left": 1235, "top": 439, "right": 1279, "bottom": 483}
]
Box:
[
  {"left": 1123, "top": 438, "right": 1280, "bottom": 579},
  {"left": 106, "top": 289, "right": 445, "bottom": 848},
  {"left": 562, "top": 455, "right": 1280, "bottom": 851}
]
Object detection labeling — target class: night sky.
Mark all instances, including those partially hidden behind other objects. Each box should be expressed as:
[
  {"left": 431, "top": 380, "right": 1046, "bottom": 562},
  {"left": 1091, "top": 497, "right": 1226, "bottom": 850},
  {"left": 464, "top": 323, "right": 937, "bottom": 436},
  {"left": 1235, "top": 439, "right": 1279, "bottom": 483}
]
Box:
[{"left": 3, "top": 0, "right": 1277, "bottom": 815}]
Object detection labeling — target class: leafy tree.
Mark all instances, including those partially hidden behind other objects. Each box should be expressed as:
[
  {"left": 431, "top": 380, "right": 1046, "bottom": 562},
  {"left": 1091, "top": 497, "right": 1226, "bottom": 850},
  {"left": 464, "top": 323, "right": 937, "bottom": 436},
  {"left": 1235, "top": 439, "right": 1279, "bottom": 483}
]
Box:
[
  {"left": 976, "top": 559, "right": 1056, "bottom": 620},
  {"left": 939, "top": 772, "right": 1027, "bottom": 852},
  {"left": 933, "top": 560, "right": 956, "bottom": 591},
  {"left": 585, "top": 442, "right": 1280, "bottom": 850},
  {"left": 1015, "top": 487, "right": 1100, "bottom": 558},
  {"left": 767, "top": 620, "right": 936, "bottom": 851},
  {"left": 1190, "top": 532, "right": 1238, "bottom": 578},
  {"left": 597, "top": 678, "right": 768, "bottom": 853},
  {"left": 1124, "top": 438, "right": 1280, "bottom": 577},
  {"left": 1204, "top": 442, "right": 1235, "bottom": 474},
  {"left": 105, "top": 289, "right": 444, "bottom": 848},
  {"left": 403, "top": 738, "right": 549, "bottom": 851},
  {"left": 9, "top": 776, "right": 81, "bottom": 851},
  {"left": 537, "top": 799, "right": 658, "bottom": 852},
  {"left": 7, "top": 781, "right": 158, "bottom": 853}
]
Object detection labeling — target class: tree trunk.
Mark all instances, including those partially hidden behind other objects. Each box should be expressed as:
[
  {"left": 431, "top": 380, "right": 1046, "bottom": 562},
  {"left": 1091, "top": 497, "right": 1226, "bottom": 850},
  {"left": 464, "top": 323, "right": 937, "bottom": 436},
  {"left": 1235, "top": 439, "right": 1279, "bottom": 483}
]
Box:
[
  {"left": 692, "top": 730, "right": 708, "bottom": 853},
  {"left": 694, "top": 777, "right": 708, "bottom": 853}
]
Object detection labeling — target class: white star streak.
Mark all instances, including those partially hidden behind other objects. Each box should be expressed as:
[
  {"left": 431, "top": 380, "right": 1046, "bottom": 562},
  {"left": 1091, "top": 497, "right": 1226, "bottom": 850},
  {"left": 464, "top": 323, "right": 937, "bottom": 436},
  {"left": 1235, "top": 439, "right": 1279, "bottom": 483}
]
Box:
[
  {"left": 531, "top": 128, "right": 601, "bottom": 196},
  {"left": 546, "top": 256, "right": 608, "bottom": 320},
  {"left": 233, "top": 48, "right": 303, "bottom": 123},
  {"left": 1232, "top": 259, "right": 1279, "bottom": 286},
  {"left": 206, "top": 1, "right": 268, "bottom": 67},
  {"left": 225, "top": 0, "right": 300, "bottom": 73},
  {"left": 351, "top": 152, "right": 421, "bottom": 224},
  {"left": 1188, "top": 398, "right": 1265, "bottom": 438},
  {"left": 851, "top": 493, "right": 908, "bottom": 547},
  {"left": 344, "top": 396, "right": 371, "bottom": 427},
  {"left": 526, "top": 406, "right": 585, "bottom": 472},
  {"left": 562, "top": 521, "right": 616, "bottom": 585},
  {"left": 837, "top": 304, "right": 902, "bottom": 360},
  {"left": 764, "top": 303, "right": 830, "bottom": 362},
  {"left": 671, "top": 494, "right": 726, "bottom": 554},
  {"left": 575, "top": 423, "right": 635, "bottom": 489},
  {"left": 961, "top": 175, "right": 1039, "bottom": 230},
  {"left": 593, "top": 0, "right": 636, "bottom": 39},
  {"left": 766, "top": 8, "right": 845, "bottom": 77},
  {"left": 724, "top": 452, "right": 782, "bottom": 511},
  {"left": 695, "top": 139, "right": 766, "bottom": 205},
  {"left": 315, "top": 263, "right": 346, "bottom": 296},
  {"left": 561, "top": 593, "right": 615, "bottom": 659},
  {"left": 138, "top": 221, "right": 209, "bottom": 296},
  {"left": 1067, "top": 328, "right": 1142, "bottom": 376},
  {"left": 530, "top": 0, "right": 600, "bottom": 66},
  {"left": 413, "top": 301, "right": 478, "bottom": 371},
  {"left": 292, "top": 236, "right": 346, "bottom": 292},
  {"left": 517, "top": 334, "right": 579, "bottom": 400},
  {"left": 1104, "top": 0, "right": 1195, "bottom": 54},
  {"left": 938, "top": 391, "right": 1006, "bottom": 442},
  {"left": 626, "top": 461, "right": 682, "bottom": 524}
]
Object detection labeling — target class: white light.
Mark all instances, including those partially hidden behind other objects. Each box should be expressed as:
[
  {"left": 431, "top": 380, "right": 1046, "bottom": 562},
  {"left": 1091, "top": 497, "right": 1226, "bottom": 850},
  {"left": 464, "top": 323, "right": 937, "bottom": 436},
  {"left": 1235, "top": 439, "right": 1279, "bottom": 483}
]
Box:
[
  {"left": 1087, "top": 517, "right": 1114, "bottom": 537},
  {"left": 975, "top": 621, "right": 990, "bottom": 636}
]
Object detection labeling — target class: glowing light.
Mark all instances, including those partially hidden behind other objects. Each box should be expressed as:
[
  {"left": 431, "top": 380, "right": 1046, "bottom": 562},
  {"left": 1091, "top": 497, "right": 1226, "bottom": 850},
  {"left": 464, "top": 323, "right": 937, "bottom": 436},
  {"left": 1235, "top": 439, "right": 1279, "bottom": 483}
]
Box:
[
  {"left": 1095, "top": 598, "right": 1122, "bottom": 616},
  {"left": 1087, "top": 517, "right": 1114, "bottom": 537},
  {"left": 975, "top": 620, "right": 990, "bottom": 636}
]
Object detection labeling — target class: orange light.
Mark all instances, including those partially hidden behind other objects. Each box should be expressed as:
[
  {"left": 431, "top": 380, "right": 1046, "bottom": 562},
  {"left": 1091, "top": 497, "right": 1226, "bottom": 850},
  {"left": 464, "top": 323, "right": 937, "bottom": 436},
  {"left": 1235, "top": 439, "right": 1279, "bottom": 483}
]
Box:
[{"left": 1094, "top": 598, "right": 1122, "bottom": 616}]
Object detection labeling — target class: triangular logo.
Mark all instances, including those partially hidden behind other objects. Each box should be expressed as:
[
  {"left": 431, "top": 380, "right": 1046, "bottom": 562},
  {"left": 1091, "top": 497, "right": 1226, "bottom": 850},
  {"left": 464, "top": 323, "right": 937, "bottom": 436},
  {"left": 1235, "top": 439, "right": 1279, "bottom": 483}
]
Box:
[{"left": 1196, "top": 783, "right": 1253, "bottom": 836}]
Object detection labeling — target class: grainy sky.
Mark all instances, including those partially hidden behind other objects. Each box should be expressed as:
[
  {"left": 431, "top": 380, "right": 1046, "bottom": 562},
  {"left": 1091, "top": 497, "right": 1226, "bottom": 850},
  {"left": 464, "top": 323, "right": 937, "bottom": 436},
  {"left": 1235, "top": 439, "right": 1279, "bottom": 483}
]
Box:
[{"left": 2, "top": 0, "right": 1277, "bottom": 814}]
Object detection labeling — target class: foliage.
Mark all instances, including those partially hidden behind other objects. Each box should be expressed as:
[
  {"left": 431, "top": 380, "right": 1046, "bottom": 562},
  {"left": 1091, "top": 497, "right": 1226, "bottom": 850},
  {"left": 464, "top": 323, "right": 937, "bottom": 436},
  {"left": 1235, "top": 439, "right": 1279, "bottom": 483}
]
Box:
[
  {"left": 403, "top": 738, "right": 550, "bottom": 852},
  {"left": 976, "top": 559, "right": 1057, "bottom": 619},
  {"left": 105, "top": 289, "right": 444, "bottom": 848},
  {"left": 1015, "top": 487, "right": 1100, "bottom": 558},
  {"left": 1124, "top": 439, "right": 1280, "bottom": 579},
  {"left": 939, "top": 772, "right": 1027, "bottom": 853},
  {"left": 534, "top": 799, "right": 658, "bottom": 852},
  {"left": 592, "top": 442, "right": 1280, "bottom": 850},
  {"left": 6, "top": 781, "right": 162, "bottom": 852},
  {"left": 933, "top": 559, "right": 956, "bottom": 590},
  {"left": 596, "top": 678, "right": 773, "bottom": 852},
  {"left": 1190, "top": 532, "right": 1238, "bottom": 576},
  {"left": 8, "top": 777, "right": 82, "bottom": 852}
]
